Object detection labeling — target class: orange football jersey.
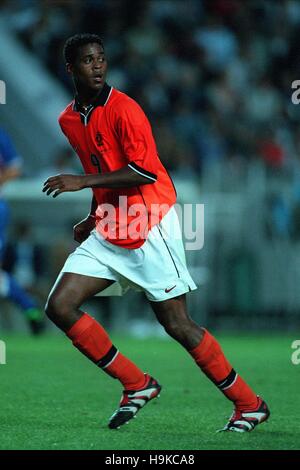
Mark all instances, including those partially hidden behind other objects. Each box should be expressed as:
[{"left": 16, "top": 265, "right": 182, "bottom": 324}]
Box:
[{"left": 59, "top": 83, "right": 176, "bottom": 248}]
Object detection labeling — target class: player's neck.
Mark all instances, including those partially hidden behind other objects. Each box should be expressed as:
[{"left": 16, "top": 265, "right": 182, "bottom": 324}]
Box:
[{"left": 75, "top": 85, "right": 104, "bottom": 108}]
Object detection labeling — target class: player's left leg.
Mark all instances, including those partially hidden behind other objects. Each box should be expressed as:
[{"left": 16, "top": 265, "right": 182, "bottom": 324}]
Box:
[{"left": 149, "top": 294, "right": 270, "bottom": 432}]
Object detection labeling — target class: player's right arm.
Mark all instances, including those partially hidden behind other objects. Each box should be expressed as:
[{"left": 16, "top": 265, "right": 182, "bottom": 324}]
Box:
[
  {"left": 73, "top": 196, "right": 97, "bottom": 243},
  {"left": 56, "top": 115, "right": 97, "bottom": 243}
]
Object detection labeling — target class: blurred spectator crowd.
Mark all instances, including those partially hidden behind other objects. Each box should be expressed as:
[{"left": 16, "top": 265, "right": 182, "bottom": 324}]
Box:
[
  {"left": 2, "top": 0, "right": 300, "bottom": 325},
  {"left": 2, "top": 0, "right": 300, "bottom": 179}
]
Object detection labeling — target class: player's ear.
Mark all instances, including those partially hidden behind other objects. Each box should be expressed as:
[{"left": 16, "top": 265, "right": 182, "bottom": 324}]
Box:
[{"left": 66, "top": 63, "right": 73, "bottom": 75}]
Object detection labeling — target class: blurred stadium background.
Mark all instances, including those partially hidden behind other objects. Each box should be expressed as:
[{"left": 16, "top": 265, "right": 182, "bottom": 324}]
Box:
[{"left": 1, "top": 0, "right": 300, "bottom": 335}]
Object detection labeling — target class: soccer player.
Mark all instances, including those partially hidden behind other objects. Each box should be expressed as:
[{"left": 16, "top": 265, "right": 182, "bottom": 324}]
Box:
[
  {"left": 43, "top": 34, "right": 270, "bottom": 432},
  {"left": 0, "top": 127, "right": 44, "bottom": 334}
]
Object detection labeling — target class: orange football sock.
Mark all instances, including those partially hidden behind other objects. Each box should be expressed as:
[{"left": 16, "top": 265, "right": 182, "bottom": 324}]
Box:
[
  {"left": 189, "top": 329, "right": 258, "bottom": 410},
  {"left": 66, "top": 313, "right": 146, "bottom": 390}
]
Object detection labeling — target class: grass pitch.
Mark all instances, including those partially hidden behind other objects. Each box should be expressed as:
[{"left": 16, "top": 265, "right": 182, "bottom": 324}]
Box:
[{"left": 0, "top": 332, "right": 299, "bottom": 450}]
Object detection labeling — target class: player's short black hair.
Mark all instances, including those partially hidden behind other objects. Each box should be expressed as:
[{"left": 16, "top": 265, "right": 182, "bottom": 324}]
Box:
[{"left": 63, "top": 33, "right": 104, "bottom": 64}]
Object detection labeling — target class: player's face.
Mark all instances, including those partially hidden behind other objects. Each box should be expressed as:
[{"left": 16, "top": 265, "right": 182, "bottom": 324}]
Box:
[{"left": 71, "top": 43, "right": 107, "bottom": 93}]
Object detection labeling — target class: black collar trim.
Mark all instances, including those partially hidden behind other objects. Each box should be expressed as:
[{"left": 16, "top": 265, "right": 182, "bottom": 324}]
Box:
[{"left": 73, "top": 83, "right": 112, "bottom": 113}]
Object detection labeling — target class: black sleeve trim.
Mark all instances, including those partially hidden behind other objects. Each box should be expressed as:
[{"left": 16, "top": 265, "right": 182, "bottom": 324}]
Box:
[
  {"left": 89, "top": 195, "right": 97, "bottom": 216},
  {"left": 128, "top": 162, "right": 157, "bottom": 182}
]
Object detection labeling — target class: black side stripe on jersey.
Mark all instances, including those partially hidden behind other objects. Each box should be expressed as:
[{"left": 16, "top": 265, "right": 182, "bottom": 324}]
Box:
[
  {"left": 157, "top": 225, "right": 180, "bottom": 278},
  {"left": 157, "top": 153, "right": 177, "bottom": 197},
  {"left": 216, "top": 369, "right": 238, "bottom": 390},
  {"left": 97, "top": 345, "right": 119, "bottom": 369},
  {"left": 128, "top": 162, "right": 157, "bottom": 182},
  {"left": 165, "top": 168, "right": 177, "bottom": 197},
  {"left": 137, "top": 187, "right": 150, "bottom": 240}
]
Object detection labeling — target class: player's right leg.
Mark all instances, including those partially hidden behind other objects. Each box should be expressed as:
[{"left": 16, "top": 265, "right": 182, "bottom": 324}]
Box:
[
  {"left": 45, "top": 272, "right": 160, "bottom": 429},
  {"left": 45, "top": 272, "right": 113, "bottom": 331}
]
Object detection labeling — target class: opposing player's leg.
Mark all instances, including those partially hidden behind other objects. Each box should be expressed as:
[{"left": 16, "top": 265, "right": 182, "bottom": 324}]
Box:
[
  {"left": 0, "top": 200, "right": 43, "bottom": 334},
  {"left": 0, "top": 269, "right": 44, "bottom": 334},
  {"left": 45, "top": 272, "right": 161, "bottom": 429},
  {"left": 150, "top": 294, "right": 270, "bottom": 432}
]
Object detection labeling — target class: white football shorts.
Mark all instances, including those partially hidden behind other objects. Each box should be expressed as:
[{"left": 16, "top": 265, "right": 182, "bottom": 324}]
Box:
[{"left": 61, "top": 206, "right": 197, "bottom": 302}]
